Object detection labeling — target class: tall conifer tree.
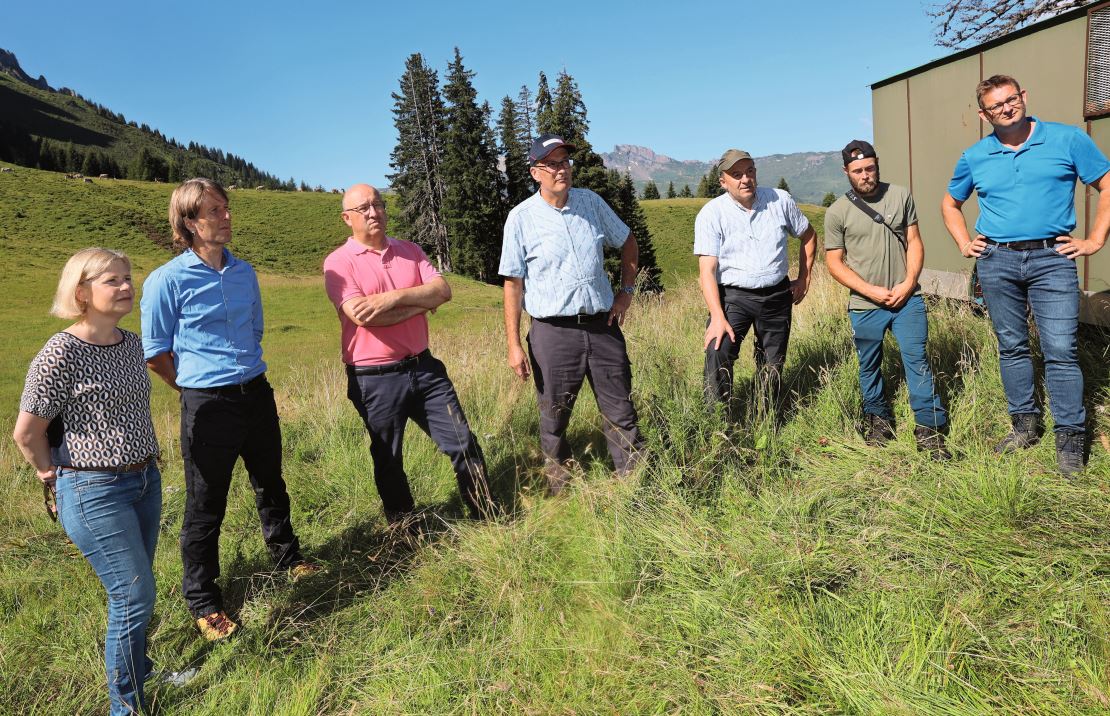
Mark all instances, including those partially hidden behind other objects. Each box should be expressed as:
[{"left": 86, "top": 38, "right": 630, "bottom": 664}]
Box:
[
  {"left": 642, "top": 181, "right": 661, "bottom": 200},
  {"left": 534, "top": 72, "right": 555, "bottom": 135},
  {"left": 389, "top": 53, "right": 451, "bottom": 270},
  {"left": 666, "top": 181, "right": 677, "bottom": 199},
  {"left": 516, "top": 85, "right": 535, "bottom": 143},
  {"left": 497, "top": 95, "right": 532, "bottom": 207},
  {"left": 441, "top": 49, "right": 505, "bottom": 281}
]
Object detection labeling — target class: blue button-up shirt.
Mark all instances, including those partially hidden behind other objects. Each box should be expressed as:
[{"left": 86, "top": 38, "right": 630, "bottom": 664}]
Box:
[
  {"left": 140, "top": 248, "right": 267, "bottom": 389},
  {"left": 693, "top": 187, "right": 811, "bottom": 288},
  {"left": 948, "top": 117, "right": 1110, "bottom": 242},
  {"left": 499, "top": 188, "right": 630, "bottom": 319}
]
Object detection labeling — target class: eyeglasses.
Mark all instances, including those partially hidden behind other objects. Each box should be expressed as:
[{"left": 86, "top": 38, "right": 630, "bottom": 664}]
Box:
[
  {"left": 343, "top": 201, "right": 385, "bottom": 215},
  {"left": 982, "top": 92, "right": 1024, "bottom": 115},
  {"left": 534, "top": 159, "right": 573, "bottom": 172}
]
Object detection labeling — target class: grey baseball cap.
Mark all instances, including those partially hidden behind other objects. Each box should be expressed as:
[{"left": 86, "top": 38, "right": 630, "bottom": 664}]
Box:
[{"left": 717, "top": 149, "right": 753, "bottom": 172}]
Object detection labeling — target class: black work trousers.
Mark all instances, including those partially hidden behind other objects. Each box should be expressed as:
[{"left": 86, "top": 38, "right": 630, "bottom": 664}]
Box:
[
  {"left": 179, "top": 376, "right": 302, "bottom": 618},
  {"left": 345, "top": 351, "right": 491, "bottom": 522},
  {"left": 704, "top": 280, "right": 793, "bottom": 411},
  {"left": 527, "top": 316, "right": 645, "bottom": 481}
]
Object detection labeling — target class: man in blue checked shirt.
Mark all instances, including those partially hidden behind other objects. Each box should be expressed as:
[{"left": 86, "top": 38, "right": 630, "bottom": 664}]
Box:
[
  {"left": 500, "top": 134, "right": 645, "bottom": 496},
  {"left": 942, "top": 75, "right": 1110, "bottom": 477},
  {"left": 695, "top": 149, "right": 816, "bottom": 418},
  {"left": 142, "top": 178, "right": 318, "bottom": 641}
]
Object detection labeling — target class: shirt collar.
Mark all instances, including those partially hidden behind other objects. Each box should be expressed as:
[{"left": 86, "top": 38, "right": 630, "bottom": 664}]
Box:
[
  {"left": 987, "top": 115, "right": 1044, "bottom": 154},
  {"left": 344, "top": 235, "right": 394, "bottom": 256},
  {"left": 729, "top": 187, "right": 764, "bottom": 213},
  {"left": 182, "top": 248, "right": 236, "bottom": 269}
]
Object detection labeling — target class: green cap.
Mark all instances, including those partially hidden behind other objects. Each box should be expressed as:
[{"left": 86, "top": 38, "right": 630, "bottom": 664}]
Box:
[{"left": 717, "top": 149, "right": 753, "bottom": 172}]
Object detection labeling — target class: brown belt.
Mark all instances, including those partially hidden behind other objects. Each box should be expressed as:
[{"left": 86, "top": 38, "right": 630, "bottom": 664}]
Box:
[{"left": 58, "top": 458, "right": 153, "bottom": 473}]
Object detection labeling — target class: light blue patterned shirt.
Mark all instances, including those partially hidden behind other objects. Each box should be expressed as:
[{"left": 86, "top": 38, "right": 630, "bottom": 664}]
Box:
[
  {"left": 140, "top": 248, "right": 267, "bottom": 389},
  {"left": 693, "top": 187, "right": 810, "bottom": 288},
  {"left": 499, "top": 188, "right": 630, "bottom": 319}
]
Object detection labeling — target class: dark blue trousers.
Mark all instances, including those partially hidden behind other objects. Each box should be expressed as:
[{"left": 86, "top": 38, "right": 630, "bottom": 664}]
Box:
[{"left": 345, "top": 352, "right": 490, "bottom": 521}]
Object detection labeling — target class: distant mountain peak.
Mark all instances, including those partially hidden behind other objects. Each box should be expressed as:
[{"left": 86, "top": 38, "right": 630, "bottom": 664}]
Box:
[{"left": 0, "top": 49, "right": 53, "bottom": 92}]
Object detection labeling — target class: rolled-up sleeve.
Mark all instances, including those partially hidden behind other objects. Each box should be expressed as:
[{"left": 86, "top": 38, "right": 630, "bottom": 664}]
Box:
[{"left": 140, "top": 270, "right": 176, "bottom": 360}]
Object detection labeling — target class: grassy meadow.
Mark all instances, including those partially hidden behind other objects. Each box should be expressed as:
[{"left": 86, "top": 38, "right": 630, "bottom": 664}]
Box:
[{"left": 1, "top": 163, "right": 1109, "bottom": 714}]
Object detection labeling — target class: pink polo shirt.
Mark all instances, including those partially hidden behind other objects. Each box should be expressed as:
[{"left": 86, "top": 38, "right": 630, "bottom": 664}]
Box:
[{"left": 323, "top": 236, "right": 441, "bottom": 366}]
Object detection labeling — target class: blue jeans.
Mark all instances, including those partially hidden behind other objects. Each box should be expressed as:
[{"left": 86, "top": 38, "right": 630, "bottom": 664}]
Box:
[
  {"left": 976, "top": 243, "right": 1083, "bottom": 433},
  {"left": 57, "top": 462, "right": 162, "bottom": 716},
  {"left": 849, "top": 295, "right": 947, "bottom": 428}
]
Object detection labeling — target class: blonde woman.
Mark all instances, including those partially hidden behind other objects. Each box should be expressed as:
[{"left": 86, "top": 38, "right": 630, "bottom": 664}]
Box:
[{"left": 13, "top": 248, "right": 161, "bottom": 716}]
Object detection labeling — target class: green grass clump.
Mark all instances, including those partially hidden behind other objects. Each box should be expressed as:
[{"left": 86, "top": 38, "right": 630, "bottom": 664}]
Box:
[{"left": 1, "top": 164, "right": 1109, "bottom": 714}]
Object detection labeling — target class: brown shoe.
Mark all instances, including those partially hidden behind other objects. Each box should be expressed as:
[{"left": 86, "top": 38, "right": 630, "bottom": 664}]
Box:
[
  {"left": 196, "top": 611, "right": 238, "bottom": 641},
  {"left": 290, "top": 561, "right": 324, "bottom": 583}
]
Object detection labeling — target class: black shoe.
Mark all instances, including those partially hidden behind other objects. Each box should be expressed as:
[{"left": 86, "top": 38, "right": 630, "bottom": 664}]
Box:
[
  {"left": 1055, "top": 431, "right": 1086, "bottom": 478},
  {"left": 914, "top": 425, "right": 952, "bottom": 461},
  {"left": 994, "top": 413, "right": 1039, "bottom": 454},
  {"left": 862, "top": 413, "right": 896, "bottom": 447}
]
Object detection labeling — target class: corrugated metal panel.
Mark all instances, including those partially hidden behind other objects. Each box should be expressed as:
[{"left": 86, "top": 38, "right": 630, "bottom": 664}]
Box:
[{"left": 1086, "top": 6, "right": 1110, "bottom": 117}]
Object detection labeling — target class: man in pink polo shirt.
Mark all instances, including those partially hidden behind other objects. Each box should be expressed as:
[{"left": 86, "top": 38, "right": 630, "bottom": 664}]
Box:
[{"left": 323, "top": 184, "right": 493, "bottom": 526}]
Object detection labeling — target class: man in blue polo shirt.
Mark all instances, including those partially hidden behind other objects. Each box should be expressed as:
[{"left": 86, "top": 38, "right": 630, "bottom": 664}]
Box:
[
  {"left": 694, "top": 149, "right": 816, "bottom": 417},
  {"left": 500, "top": 134, "right": 645, "bottom": 496},
  {"left": 941, "top": 74, "right": 1110, "bottom": 476},
  {"left": 142, "top": 178, "right": 317, "bottom": 641}
]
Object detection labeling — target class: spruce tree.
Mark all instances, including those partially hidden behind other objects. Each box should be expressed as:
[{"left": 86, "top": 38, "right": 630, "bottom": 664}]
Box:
[
  {"left": 534, "top": 72, "right": 555, "bottom": 135},
  {"left": 679, "top": 184, "right": 693, "bottom": 198},
  {"left": 666, "top": 181, "right": 677, "bottom": 199},
  {"left": 516, "top": 85, "right": 534, "bottom": 143},
  {"left": 389, "top": 52, "right": 451, "bottom": 270},
  {"left": 616, "top": 172, "right": 662, "bottom": 292},
  {"left": 440, "top": 49, "right": 505, "bottom": 281},
  {"left": 822, "top": 191, "right": 836, "bottom": 207},
  {"left": 642, "top": 181, "right": 660, "bottom": 200},
  {"left": 776, "top": 177, "right": 790, "bottom": 192},
  {"left": 497, "top": 95, "right": 532, "bottom": 207}
]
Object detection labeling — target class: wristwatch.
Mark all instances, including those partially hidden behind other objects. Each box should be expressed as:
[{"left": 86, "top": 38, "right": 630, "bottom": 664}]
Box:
[{"left": 621, "top": 285, "right": 635, "bottom": 296}]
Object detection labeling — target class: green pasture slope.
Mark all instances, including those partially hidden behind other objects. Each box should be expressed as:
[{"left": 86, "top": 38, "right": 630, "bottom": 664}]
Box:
[{"left": 2, "top": 162, "right": 1110, "bottom": 714}]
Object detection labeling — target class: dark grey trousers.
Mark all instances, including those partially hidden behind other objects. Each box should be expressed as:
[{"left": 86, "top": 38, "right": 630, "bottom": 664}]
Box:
[{"left": 527, "top": 317, "right": 644, "bottom": 481}]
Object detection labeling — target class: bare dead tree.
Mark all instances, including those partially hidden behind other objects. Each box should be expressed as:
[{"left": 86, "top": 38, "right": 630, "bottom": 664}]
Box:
[{"left": 928, "top": 0, "right": 1091, "bottom": 48}]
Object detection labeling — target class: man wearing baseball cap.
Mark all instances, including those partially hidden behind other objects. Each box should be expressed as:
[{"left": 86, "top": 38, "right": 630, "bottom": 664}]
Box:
[
  {"left": 825, "top": 140, "right": 950, "bottom": 458},
  {"left": 499, "top": 133, "right": 645, "bottom": 495},
  {"left": 694, "top": 148, "right": 816, "bottom": 419}
]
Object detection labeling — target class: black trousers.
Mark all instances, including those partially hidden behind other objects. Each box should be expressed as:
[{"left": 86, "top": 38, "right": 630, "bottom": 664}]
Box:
[
  {"left": 179, "top": 376, "right": 302, "bottom": 618},
  {"left": 704, "top": 280, "right": 793, "bottom": 409},
  {"left": 345, "top": 352, "right": 491, "bottom": 522},
  {"left": 527, "top": 317, "right": 644, "bottom": 480}
]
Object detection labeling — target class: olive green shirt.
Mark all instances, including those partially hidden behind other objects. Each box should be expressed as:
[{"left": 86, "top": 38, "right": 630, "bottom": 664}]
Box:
[{"left": 824, "top": 182, "right": 921, "bottom": 310}]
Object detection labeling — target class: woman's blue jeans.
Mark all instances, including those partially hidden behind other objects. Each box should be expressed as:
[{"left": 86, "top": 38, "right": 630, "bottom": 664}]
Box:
[
  {"left": 975, "top": 242, "right": 1084, "bottom": 433},
  {"left": 56, "top": 462, "right": 162, "bottom": 716}
]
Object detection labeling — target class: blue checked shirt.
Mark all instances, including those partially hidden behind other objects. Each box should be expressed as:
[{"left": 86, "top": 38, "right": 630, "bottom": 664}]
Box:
[
  {"left": 693, "top": 187, "right": 811, "bottom": 288},
  {"left": 140, "top": 248, "right": 267, "bottom": 389},
  {"left": 499, "top": 188, "right": 630, "bottom": 319}
]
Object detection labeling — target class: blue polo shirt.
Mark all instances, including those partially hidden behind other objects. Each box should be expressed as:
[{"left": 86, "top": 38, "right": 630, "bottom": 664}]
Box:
[
  {"left": 140, "top": 248, "right": 267, "bottom": 389},
  {"left": 948, "top": 117, "right": 1110, "bottom": 242},
  {"left": 499, "top": 188, "right": 630, "bottom": 319}
]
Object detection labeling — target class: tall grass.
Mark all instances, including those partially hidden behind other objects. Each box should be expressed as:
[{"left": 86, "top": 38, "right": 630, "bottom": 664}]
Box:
[{"left": 2, "top": 267, "right": 1107, "bottom": 715}]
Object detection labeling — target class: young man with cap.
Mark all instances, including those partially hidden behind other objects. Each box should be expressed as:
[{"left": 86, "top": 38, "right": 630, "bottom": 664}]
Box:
[
  {"left": 323, "top": 184, "right": 493, "bottom": 526},
  {"left": 941, "top": 75, "right": 1110, "bottom": 476},
  {"left": 142, "top": 177, "right": 319, "bottom": 641},
  {"left": 500, "top": 134, "right": 645, "bottom": 495},
  {"left": 826, "top": 141, "right": 950, "bottom": 458},
  {"left": 694, "top": 149, "right": 816, "bottom": 416}
]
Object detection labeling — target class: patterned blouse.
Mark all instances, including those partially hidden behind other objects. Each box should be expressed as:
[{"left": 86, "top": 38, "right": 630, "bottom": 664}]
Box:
[{"left": 20, "top": 330, "right": 159, "bottom": 468}]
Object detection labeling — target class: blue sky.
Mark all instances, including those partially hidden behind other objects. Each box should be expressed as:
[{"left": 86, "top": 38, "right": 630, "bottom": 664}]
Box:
[{"left": 4, "top": 0, "right": 949, "bottom": 190}]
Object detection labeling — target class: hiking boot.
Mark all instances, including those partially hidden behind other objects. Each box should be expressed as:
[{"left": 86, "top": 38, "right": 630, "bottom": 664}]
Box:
[
  {"left": 289, "top": 560, "right": 323, "bottom": 583},
  {"left": 862, "top": 413, "right": 896, "bottom": 447},
  {"left": 1055, "top": 431, "right": 1086, "bottom": 478},
  {"left": 195, "top": 611, "right": 238, "bottom": 641},
  {"left": 994, "top": 413, "right": 1039, "bottom": 454},
  {"left": 914, "top": 425, "right": 952, "bottom": 461}
]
